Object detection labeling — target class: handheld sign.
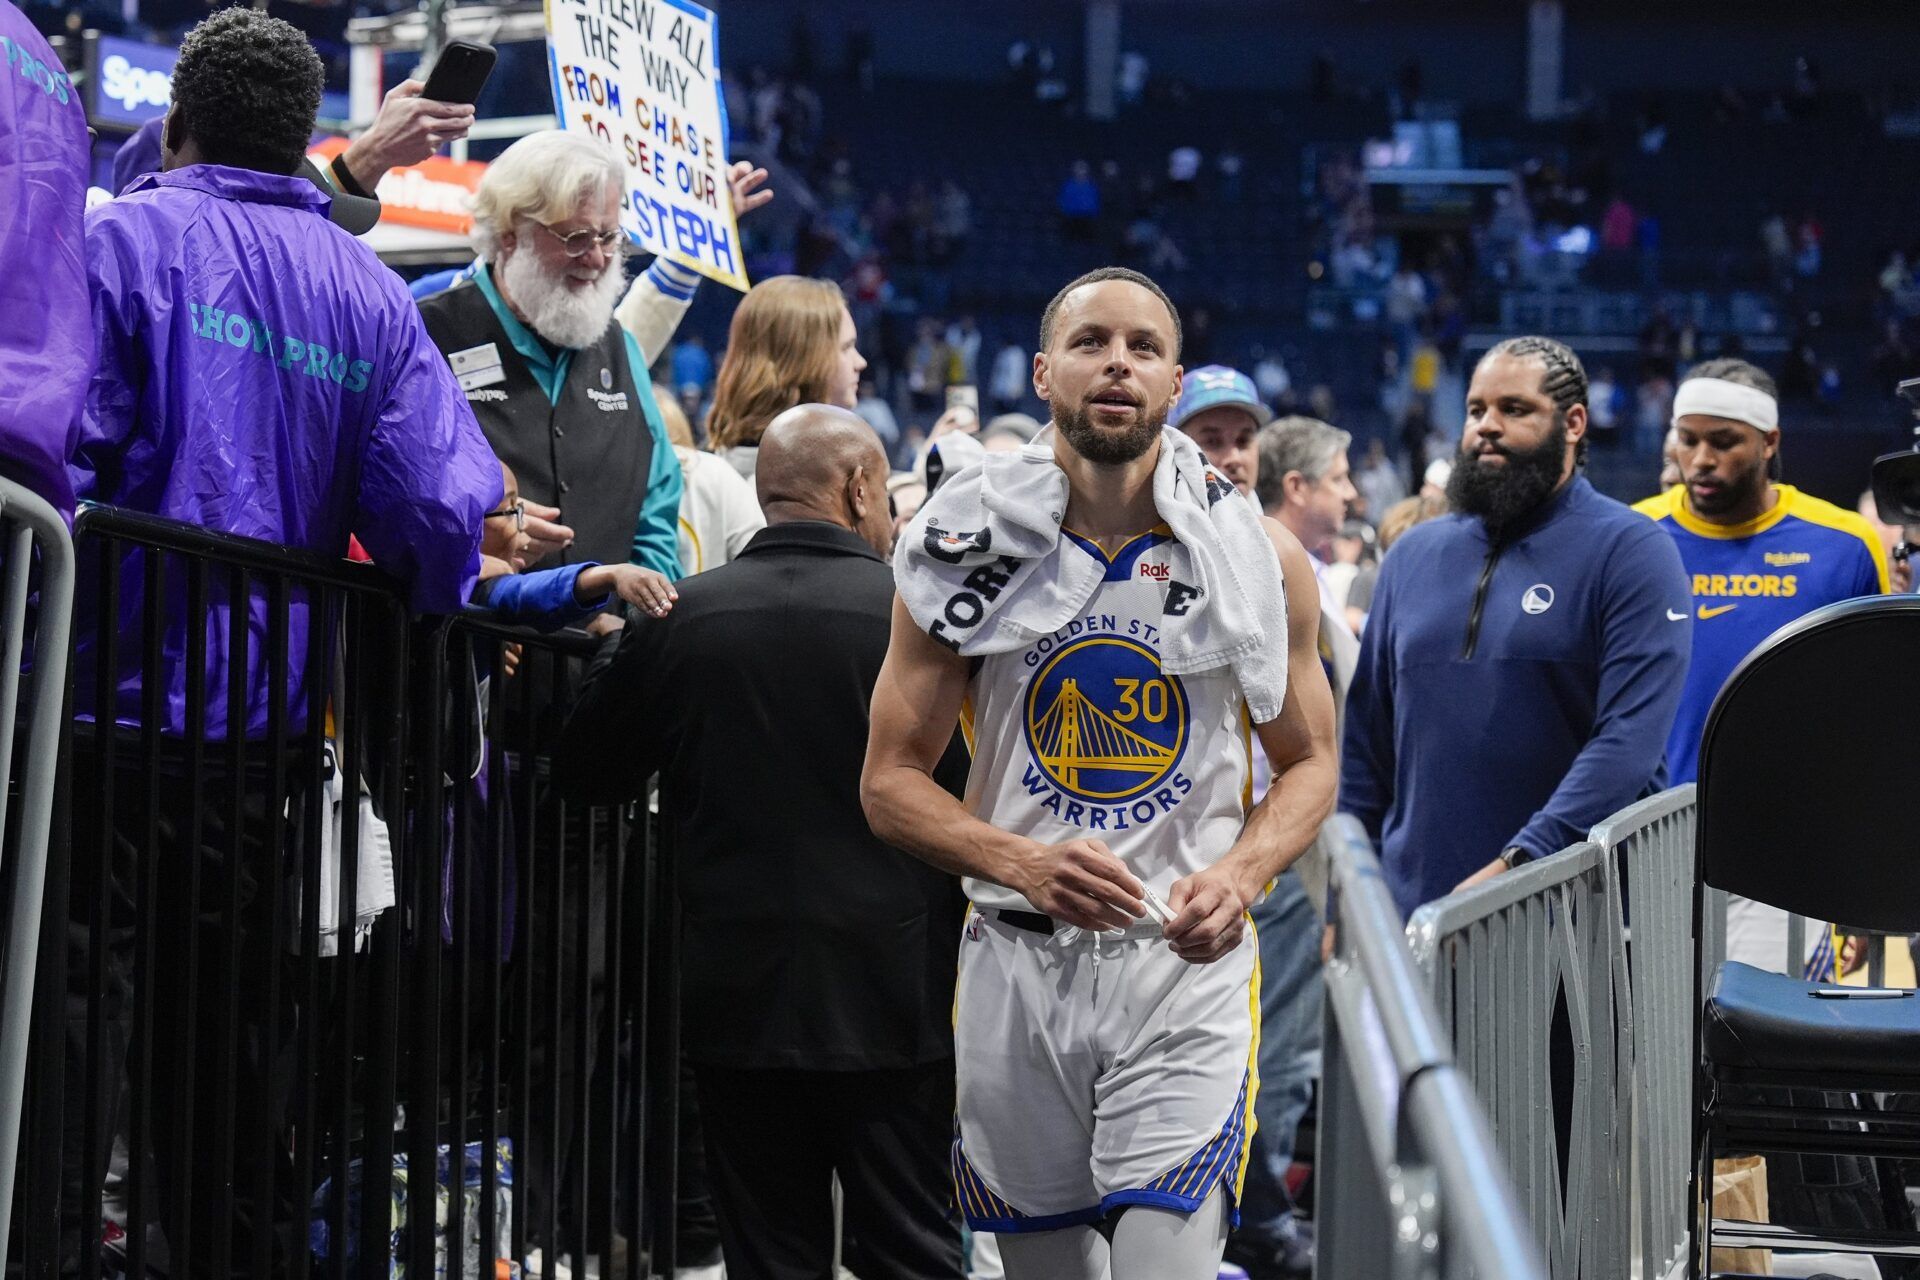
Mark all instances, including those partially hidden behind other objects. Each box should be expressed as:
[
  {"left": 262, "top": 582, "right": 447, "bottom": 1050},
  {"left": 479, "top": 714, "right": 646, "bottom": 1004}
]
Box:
[{"left": 544, "top": 0, "right": 748, "bottom": 292}]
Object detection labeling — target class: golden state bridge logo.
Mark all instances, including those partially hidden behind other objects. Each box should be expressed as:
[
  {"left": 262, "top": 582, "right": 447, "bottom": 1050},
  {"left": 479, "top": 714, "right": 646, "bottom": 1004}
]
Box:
[{"left": 1021, "top": 635, "right": 1194, "bottom": 829}]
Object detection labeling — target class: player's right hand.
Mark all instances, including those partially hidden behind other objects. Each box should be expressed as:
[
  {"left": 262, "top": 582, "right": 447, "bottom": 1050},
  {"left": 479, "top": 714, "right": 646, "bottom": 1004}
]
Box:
[{"left": 1012, "top": 838, "right": 1146, "bottom": 931}]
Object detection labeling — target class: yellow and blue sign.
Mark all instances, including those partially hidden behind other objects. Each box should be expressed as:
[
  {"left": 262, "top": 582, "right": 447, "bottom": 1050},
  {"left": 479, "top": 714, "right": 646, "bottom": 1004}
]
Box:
[{"left": 544, "top": 0, "right": 749, "bottom": 291}]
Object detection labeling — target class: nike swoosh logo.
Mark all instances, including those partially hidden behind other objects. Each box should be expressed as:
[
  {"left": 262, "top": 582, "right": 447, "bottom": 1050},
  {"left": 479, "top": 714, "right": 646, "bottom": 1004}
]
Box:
[
  {"left": 1666, "top": 609, "right": 1687, "bottom": 621},
  {"left": 1697, "top": 604, "right": 1738, "bottom": 620}
]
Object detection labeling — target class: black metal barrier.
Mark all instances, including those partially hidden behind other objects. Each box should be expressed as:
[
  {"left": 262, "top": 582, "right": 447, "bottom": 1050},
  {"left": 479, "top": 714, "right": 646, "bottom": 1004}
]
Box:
[{"left": 13, "top": 507, "right": 680, "bottom": 1279}]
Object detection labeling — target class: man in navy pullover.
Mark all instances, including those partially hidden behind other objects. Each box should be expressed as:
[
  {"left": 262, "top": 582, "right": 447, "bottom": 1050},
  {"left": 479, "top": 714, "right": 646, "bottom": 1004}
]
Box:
[{"left": 1342, "top": 337, "right": 1692, "bottom": 916}]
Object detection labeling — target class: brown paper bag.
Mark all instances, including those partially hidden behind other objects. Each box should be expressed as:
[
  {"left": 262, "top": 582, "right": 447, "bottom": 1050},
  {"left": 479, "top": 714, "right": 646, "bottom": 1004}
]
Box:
[{"left": 1710, "top": 1154, "right": 1772, "bottom": 1276}]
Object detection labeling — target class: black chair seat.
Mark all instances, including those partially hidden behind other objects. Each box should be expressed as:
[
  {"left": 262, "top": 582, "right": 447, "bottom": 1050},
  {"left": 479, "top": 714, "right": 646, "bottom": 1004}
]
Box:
[{"left": 1703, "top": 961, "right": 1920, "bottom": 1076}]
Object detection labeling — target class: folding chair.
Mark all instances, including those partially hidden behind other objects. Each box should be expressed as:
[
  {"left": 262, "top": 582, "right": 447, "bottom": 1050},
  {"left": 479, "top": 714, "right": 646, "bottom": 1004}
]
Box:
[{"left": 1691, "top": 594, "right": 1920, "bottom": 1276}]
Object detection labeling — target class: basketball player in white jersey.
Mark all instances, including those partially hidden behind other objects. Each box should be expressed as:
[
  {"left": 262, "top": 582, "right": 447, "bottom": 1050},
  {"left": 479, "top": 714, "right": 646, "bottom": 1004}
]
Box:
[{"left": 862, "top": 268, "right": 1337, "bottom": 1279}]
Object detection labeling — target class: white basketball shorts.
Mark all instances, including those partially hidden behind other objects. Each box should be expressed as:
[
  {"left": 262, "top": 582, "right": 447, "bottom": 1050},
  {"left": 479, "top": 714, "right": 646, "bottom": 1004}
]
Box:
[{"left": 950, "top": 905, "right": 1260, "bottom": 1234}]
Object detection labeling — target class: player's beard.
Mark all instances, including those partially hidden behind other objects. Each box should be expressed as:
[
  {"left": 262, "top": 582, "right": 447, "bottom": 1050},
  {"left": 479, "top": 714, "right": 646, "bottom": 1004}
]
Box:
[
  {"left": 1687, "top": 454, "right": 1767, "bottom": 518},
  {"left": 1055, "top": 395, "right": 1168, "bottom": 466},
  {"left": 1447, "top": 414, "right": 1569, "bottom": 534},
  {"left": 499, "top": 247, "right": 626, "bottom": 351}
]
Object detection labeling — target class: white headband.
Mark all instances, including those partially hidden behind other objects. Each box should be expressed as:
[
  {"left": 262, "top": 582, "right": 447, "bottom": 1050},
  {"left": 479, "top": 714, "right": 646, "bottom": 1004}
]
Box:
[{"left": 1672, "top": 377, "right": 1778, "bottom": 434}]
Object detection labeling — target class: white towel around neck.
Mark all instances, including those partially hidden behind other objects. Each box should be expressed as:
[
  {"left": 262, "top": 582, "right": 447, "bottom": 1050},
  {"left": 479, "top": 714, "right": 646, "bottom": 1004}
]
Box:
[{"left": 894, "top": 426, "right": 1290, "bottom": 722}]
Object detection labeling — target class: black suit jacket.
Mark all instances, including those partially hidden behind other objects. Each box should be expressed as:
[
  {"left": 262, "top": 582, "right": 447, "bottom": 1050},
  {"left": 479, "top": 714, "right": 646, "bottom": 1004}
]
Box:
[{"left": 555, "top": 521, "right": 968, "bottom": 1071}]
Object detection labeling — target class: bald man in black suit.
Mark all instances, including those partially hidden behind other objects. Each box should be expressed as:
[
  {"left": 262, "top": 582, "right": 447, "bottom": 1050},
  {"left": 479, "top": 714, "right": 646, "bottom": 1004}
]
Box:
[{"left": 557, "top": 405, "right": 967, "bottom": 1280}]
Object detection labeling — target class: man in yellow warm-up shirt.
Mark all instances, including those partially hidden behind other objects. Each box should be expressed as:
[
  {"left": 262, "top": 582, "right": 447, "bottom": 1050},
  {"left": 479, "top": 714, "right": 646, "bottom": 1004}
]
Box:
[
  {"left": 1635, "top": 358, "right": 1887, "bottom": 786},
  {"left": 1637, "top": 358, "right": 1886, "bottom": 978}
]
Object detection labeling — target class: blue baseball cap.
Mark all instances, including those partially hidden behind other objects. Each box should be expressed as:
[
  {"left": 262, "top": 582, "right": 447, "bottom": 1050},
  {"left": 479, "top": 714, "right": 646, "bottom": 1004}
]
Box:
[{"left": 1169, "top": 365, "right": 1270, "bottom": 431}]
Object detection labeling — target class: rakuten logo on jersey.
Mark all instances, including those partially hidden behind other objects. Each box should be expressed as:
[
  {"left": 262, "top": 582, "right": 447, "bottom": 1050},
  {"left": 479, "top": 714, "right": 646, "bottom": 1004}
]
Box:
[
  {"left": 100, "top": 54, "right": 170, "bottom": 113},
  {"left": 1138, "top": 561, "right": 1170, "bottom": 581}
]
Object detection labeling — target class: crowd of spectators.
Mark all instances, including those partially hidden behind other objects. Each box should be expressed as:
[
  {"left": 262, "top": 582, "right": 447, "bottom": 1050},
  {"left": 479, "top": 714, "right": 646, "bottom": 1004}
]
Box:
[
  {"left": 603, "top": 52, "right": 1002, "bottom": 467},
  {"left": 1292, "top": 45, "right": 1920, "bottom": 460},
  {"left": 1054, "top": 141, "right": 1248, "bottom": 265},
  {"left": 1873, "top": 248, "right": 1920, "bottom": 395}
]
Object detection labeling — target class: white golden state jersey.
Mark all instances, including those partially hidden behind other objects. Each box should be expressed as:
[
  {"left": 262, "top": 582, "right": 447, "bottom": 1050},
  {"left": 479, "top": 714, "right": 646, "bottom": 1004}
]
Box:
[{"left": 962, "top": 525, "right": 1252, "bottom": 911}]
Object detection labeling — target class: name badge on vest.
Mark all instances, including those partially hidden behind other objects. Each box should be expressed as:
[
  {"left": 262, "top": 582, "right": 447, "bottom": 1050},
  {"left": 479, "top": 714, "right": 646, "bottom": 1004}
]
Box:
[
  {"left": 449, "top": 342, "right": 506, "bottom": 392},
  {"left": 587, "top": 366, "right": 631, "bottom": 412}
]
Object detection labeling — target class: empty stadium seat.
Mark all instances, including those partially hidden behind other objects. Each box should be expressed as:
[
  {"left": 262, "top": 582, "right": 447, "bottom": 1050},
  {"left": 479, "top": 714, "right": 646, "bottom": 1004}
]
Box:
[{"left": 1691, "top": 594, "right": 1920, "bottom": 1277}]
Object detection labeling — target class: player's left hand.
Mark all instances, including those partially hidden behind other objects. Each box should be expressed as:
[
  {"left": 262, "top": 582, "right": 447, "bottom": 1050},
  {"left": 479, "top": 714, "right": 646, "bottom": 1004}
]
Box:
[
  {"left": 1164, "top": 865, "right": 1256, "bottom": 964},
  {"left": 728, "top": 161, "right": 773, "bottom": 217}
]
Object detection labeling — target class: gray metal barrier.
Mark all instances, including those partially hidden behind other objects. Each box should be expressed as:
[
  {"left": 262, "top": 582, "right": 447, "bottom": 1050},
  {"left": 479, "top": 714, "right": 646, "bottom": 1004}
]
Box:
[
  {"left": 1406, "top": 839, "right": 1624, "bottom": 1279},
  {"left": 0, "top": 478, "right": 76, "bottom": 1260},
  {"left": 1407, "top": 787, "right": 1708, "bottom": 1280},
  {"left": 1589, "top": 786, "right": 1701, "bottom": 1280},
  {"left": 1318, "top": 814, "right": 1549, "bottom": 1280}
]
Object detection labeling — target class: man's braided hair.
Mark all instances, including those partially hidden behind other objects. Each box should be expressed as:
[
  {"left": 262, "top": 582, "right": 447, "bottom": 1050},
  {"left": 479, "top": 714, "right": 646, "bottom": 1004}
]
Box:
[
  {"left": 1479, "top": 335, "right": 1591, "bottom": 466},
  {"left": 170, "top": 8, "right": 323, "bottom": 176}
]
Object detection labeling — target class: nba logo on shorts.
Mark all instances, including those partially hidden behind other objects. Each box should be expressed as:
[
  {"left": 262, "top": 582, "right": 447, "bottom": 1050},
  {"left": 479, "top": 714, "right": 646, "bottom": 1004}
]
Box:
[{"left": 1022, "top": 636, "right": 1189, "bottom": 804}]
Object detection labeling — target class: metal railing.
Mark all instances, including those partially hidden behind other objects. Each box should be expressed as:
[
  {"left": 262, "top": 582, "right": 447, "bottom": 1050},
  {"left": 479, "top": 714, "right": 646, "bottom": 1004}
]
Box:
[
  {"left": 412, "top": 609, "right": 684, "bottom": 1279},
  {"left": 1406, "top": 839, "right": 1624, "bottom": 1279},
  {"left": 1589, "top": 787, "right": 1703, "bottom": 1280},
  {"left": 0, "top": 478, "right": 76, "bottom": 1261},
  {"left": 1318, "top": 815, "right": 1549, "bottom": 1280},
  {"left": 9, "top": 504, "right": 1602, "bottom": 1276},
  {"left": 11, "top": 507, "right": 679, "bottom": 1278},
  {"left": 1407, "top": 788, "right": 1708, "bottom": 1280}
]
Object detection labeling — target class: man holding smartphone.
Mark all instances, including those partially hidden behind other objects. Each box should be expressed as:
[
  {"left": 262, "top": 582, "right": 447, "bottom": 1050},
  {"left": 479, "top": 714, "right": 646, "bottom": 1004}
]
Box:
[{"left": 110, "top": 71, "right": 478, "bottom": 206}]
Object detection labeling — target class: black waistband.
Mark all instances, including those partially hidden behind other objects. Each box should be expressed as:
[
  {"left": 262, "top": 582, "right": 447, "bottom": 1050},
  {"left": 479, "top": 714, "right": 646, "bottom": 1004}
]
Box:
[{"left": 995, "top": 909, "right": 1056, "bottom": 935}]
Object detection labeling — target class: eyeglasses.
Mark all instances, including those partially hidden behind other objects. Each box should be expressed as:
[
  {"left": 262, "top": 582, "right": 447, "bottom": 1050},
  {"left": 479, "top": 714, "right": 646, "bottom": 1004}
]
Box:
[
  {"left": 484, "top": 500, "right": 526, "bottom": 531},
  {"left": 533, "top": 220, "right": 625, "bottom": 258}
]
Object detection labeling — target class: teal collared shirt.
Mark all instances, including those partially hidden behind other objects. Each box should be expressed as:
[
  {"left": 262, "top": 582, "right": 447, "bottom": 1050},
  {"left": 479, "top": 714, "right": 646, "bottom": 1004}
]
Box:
[{"left": 470, "top": 261, "right": 684, "bottom": 579}]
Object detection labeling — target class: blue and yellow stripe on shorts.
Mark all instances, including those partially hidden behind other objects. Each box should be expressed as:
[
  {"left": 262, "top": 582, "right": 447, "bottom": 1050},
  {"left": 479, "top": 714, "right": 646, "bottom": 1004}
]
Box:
[
  {"left": 1099, "top": 1071, "right": 1254, "bottom": 1218},
  {"left": 951, "top": 1136, "right": 1108, "bottom": 1234}
]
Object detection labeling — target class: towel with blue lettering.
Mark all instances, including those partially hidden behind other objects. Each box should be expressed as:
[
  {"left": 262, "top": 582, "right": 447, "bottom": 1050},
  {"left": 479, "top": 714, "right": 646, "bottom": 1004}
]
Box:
[{"left": 894, "top": 426, "right": 1289, "bottom": 722}]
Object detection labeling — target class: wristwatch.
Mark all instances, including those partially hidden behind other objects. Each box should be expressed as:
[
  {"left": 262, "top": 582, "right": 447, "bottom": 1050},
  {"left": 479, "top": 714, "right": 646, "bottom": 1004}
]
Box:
[{"left": 1498, "top": 845, "right": 1534, "bottom": 870}]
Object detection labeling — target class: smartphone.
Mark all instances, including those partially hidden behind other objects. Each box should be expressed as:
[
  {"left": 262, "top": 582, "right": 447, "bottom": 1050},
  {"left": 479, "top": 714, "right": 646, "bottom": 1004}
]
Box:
[
  {"left": 420, "top": 40, "right": 497, "bottom": 106},
  {"left": 946, "top": 385, "right": 980, "bottom": 415}
]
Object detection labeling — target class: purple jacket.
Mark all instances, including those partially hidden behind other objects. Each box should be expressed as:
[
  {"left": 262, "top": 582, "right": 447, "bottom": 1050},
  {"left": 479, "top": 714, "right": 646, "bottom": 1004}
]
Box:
[
  {"left": 73, "top": 165, "right": 503, "bottom": 736},
  {"left": 0, "top": 6, "right": 90, "bottom": 519}
]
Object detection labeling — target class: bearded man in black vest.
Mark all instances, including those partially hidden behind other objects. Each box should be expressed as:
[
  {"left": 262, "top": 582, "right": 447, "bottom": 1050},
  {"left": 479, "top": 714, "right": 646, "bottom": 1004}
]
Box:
[{"left": 420, "top": 129, "right": 683, "bottom": 582}]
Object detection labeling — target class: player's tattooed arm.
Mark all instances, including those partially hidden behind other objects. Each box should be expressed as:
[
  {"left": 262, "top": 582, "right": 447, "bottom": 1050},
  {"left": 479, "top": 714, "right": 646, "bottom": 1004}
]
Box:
[
  {"left": 1164, "top": 519, "right": 1339, "bottom": 963},
  {"left": 862, "top": 593, "right": 1147, "bottom": 931}
]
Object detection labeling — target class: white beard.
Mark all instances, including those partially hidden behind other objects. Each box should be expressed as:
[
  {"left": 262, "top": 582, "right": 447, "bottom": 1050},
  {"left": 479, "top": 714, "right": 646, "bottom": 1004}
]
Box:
[{"left": 498, "top": 248, "right": 625, "bottom": 350}]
